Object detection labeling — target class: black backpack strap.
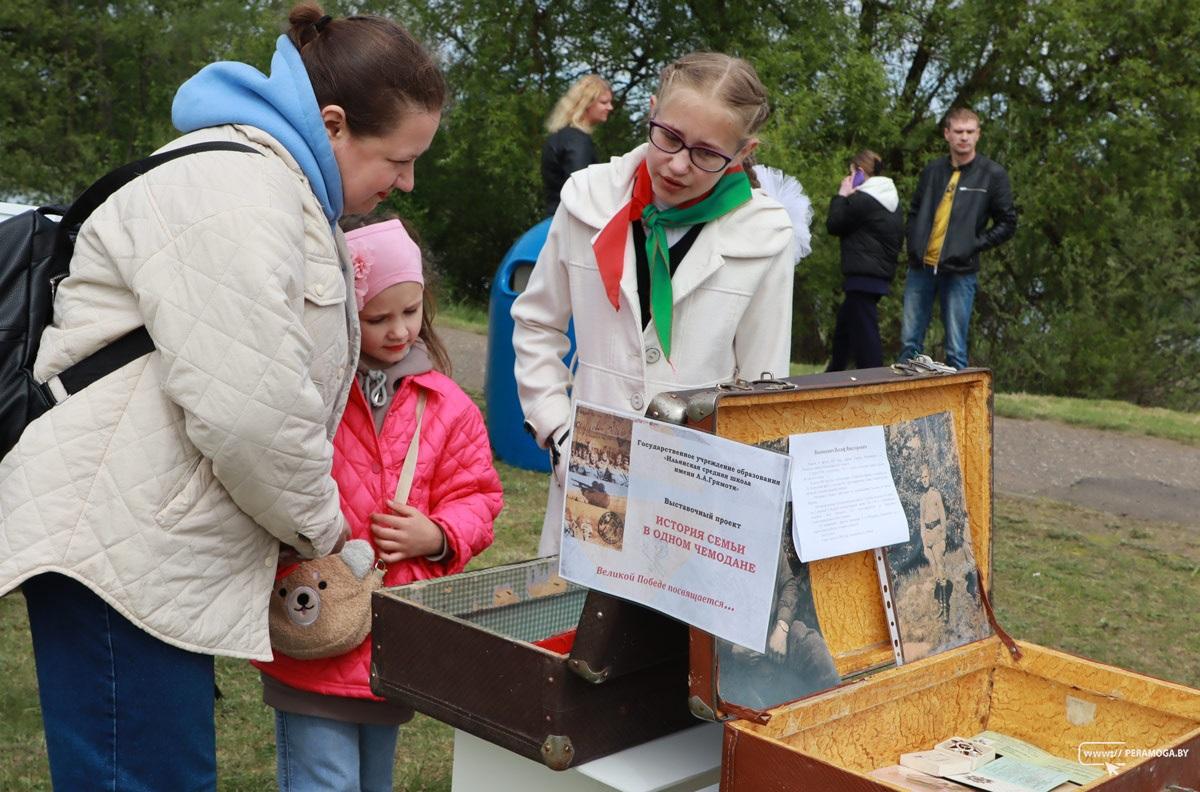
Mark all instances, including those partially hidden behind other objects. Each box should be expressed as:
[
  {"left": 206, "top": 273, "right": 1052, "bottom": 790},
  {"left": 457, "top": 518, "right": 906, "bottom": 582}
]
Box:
[
  {"left": 58, "top": 141, "right": 261, "bottom": 252},
  {"left": 50, "top": 141, "right": 260, "bottom": 399},
  {"left": 54, "top": 327, "right": 156, "bottom": 397}
]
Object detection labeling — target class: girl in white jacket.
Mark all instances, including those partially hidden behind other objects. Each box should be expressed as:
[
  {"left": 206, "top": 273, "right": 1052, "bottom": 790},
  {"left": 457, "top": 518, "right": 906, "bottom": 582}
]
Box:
[
  {"left": 0, "top": 4, "right": 443, "bottom": 789},
  {"left": 512, "top": 52, "right": 795, "bottom": 556}
]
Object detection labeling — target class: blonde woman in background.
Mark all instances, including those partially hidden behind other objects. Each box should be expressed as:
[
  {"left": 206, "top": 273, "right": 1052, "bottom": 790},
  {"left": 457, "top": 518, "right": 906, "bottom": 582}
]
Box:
[{"left": 541, "top": 74, "right": 612, "bottom": 215}]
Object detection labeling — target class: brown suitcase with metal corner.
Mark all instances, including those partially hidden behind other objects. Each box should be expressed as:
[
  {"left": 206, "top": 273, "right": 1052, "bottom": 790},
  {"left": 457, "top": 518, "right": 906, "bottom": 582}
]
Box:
[
  {"left": 369, "top": 556, "right": 694, "bottom": 770},
  {"left": 645, "top": 367, "right": 1200, "bottom": 790}
]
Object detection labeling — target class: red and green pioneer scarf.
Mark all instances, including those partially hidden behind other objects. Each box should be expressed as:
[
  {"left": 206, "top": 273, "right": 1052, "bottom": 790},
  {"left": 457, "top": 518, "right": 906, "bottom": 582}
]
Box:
[{"left": 592, "top": 160, "right": 752, "bottom": 361}]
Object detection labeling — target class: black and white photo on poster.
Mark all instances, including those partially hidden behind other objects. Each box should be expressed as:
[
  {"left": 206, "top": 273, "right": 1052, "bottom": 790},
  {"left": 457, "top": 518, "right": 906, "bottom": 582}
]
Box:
[
  {"left": 715, "top": 438, "right": 841, "bottom": 710},
  {"left": 563, "top": 404, "right": 632, "bottom": 550}
]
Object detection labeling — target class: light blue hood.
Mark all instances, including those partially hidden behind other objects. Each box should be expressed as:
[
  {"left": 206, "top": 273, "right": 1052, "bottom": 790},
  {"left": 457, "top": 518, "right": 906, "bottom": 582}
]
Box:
[{"left": 172, "top": 35, "right": 343, "bottom": 224}]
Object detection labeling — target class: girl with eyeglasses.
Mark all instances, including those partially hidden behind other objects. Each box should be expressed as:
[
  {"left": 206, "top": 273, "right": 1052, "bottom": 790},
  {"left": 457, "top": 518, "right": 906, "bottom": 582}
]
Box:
[{"left": 512, "top": 52, "right": 796, "bottom": 556}]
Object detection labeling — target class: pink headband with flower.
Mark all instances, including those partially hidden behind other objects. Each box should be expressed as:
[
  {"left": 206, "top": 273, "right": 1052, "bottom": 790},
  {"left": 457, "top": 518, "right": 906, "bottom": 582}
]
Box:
[{"left": 346, "top": 219, "right": 424, "bottom": 311}]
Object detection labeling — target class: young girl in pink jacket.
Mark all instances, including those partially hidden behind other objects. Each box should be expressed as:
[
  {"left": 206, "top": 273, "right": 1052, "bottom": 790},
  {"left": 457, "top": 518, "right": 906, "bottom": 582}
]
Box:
[{"left": 256, "top": 216, "right": 503, "bottom": 792}]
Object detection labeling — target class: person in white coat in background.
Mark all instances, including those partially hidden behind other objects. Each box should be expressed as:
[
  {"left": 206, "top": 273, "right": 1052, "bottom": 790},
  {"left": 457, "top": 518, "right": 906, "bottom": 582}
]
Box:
[{"left": 512, "top": 51, "right": 795, "bottom": 557}]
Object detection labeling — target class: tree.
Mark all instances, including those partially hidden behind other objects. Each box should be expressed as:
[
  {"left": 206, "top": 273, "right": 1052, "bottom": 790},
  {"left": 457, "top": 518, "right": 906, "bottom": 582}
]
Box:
[
  {"left": 752, "top": 0, "right": 1199, "bottom": 408},
  {"left": 378, "top": 0, "right": 761, "bottom": 300},
  {"left": 0, "top": 0, "right": 278, "bottom": 203},
  {"left": 4, "top": 0, "right": 1196, "bottom": 408}
]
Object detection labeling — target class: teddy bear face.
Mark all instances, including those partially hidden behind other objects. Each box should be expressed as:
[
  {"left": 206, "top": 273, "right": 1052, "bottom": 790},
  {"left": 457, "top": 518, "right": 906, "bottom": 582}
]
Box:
[{"left": 268, "top": 539, "right": 383, "bottom": 660}]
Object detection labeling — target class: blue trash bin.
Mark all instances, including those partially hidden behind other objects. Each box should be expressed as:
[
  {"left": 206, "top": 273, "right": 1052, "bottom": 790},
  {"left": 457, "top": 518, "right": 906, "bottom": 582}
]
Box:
[{"left": 485, "top": 217, "right": 575, "bottom": 472}]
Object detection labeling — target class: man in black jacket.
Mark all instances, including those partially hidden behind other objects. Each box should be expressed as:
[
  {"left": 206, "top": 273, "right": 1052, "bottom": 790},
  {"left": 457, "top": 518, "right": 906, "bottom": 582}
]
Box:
[{"left": 900, "top": 108, "right": 1017, "bottom": 369}]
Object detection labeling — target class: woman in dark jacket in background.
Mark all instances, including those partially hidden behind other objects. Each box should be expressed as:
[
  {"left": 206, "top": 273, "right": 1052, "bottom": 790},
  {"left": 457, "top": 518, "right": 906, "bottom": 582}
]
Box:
[
  {"left": 541, "top": 74, "right": 612, "bottom": 215},
  {"left": 826, "top": 149, "right": 903, "bottom": 370}
]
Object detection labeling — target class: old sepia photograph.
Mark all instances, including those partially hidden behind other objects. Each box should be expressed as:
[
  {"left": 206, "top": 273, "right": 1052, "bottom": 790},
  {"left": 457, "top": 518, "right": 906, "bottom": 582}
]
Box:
[
  {"left": 563, "top": 404, "right": 633, "bottom": 550},
  {"left": 881, "top": 411, "right": 990, "bottom": 662}
]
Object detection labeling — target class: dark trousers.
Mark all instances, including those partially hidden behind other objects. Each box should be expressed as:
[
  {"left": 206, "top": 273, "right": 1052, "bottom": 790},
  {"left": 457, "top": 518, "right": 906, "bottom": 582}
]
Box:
[
  {"left": 23, "top": 572, "right": 217, "bottom": 791},
  {"left": 827, "top": 290, "right": 884, "bottom": 371}
]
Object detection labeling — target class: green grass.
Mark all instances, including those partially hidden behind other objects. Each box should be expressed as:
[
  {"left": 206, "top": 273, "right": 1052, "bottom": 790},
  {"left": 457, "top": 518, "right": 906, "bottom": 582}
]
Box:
[
  {"left": 1, "top": 347, "right": 1196, "bottom": 788},
  {"left": 993, "top": 495, "right": 1200, "bottom": 685},
  {"left": 435, "top": 300, "right": 489, "bottom": 333},
  {"left": 3, "top": 482, "right": 1197, "bottom": 789},
  {"left": 994, "top": 391, "right": 1200, "bottom": 447},
  {"left": 789, "top": 361, "right": 825, "bottom": 377}
]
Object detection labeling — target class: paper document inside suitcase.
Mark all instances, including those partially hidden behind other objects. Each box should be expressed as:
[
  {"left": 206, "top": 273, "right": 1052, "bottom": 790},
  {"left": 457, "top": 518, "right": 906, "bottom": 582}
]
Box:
[
  {"left": 371, "top": 556, "right": 693, "bottom": 769},
  {"left": 720, "top": 636, "right": 1200, "bottom": 790}
]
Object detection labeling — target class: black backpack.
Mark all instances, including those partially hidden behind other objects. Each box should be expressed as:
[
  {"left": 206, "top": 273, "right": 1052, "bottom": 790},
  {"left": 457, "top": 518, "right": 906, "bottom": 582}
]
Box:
[{"left": 0, "top": 141, "right": 258, "bottom": 460}]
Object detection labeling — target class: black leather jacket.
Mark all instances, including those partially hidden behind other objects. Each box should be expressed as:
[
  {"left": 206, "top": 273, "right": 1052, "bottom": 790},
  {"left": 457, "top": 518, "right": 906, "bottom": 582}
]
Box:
[
  {"left": 541, "top": 126, "right": 598, "bottom": 216},
  {"left": 906, "top": 154, "right": 1017, "bottom": 274}
]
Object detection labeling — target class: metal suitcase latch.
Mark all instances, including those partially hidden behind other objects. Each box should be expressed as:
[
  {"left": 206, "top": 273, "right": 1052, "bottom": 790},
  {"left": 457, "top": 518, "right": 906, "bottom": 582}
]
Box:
[
  {"left": 891, "top": 354, "right": 957, "bottom": 376},
  {"left": 718, "top": 372, "right": 799, "bottom": 392}
]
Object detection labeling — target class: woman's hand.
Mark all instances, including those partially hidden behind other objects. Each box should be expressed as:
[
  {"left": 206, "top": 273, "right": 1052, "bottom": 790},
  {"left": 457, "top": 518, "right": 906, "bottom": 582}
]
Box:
[
  {"left": 838, "top": 173, "right": 856, "bottom": 197},
  {"left": 370, "top": 501, "right": 446, "bottom": 563},
  {"left": 277, "top": 522, "right": 350, "bottom": 566}
]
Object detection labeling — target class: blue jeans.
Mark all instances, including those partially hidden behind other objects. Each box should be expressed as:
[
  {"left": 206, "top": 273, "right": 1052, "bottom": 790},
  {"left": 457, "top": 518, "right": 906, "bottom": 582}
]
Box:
[
  {"left": 899, "top": 267, "right": 978, "bottom": 369},
  {"left": 275, "top": 710, "right": 399, "bottom": 792},
  {"left": 23, "top": 573, "right": 217, "bottom": 791}
]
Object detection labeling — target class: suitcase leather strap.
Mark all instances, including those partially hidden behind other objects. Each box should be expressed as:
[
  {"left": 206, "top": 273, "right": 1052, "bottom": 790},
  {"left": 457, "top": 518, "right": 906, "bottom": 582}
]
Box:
[{"left": 977, "top": 570, "right": 1023, "bottom": 661}]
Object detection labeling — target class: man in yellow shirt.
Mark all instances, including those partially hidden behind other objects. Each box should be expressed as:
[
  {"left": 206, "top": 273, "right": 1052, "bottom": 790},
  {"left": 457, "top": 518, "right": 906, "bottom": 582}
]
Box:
[{"left": 900, "top": 108, "right": 1017, "bottom": 369}]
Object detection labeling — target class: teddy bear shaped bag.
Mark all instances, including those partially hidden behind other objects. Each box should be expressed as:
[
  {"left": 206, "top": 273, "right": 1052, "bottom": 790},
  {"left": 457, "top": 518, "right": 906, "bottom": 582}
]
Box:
[{"left": 269, "top": 392, "right": 426, "bottom": 660}]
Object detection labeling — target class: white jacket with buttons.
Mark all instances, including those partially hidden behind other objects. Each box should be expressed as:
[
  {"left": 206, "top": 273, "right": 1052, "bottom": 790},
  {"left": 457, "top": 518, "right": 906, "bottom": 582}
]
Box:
[
  {"left": 0, "top": 124, "right": 359, "bottom": 660},
  {"left": 511, "top": 143, "right": 794, "bottom": 555}
]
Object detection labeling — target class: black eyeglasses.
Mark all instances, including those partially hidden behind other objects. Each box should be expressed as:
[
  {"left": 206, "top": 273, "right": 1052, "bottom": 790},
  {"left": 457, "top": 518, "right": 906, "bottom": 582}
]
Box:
[{"left": 647, "top": 121, "right": 734, "bottom": 173}]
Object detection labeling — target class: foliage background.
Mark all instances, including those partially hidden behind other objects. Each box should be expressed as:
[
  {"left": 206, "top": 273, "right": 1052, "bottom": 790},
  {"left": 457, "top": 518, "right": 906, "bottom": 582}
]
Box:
[{"left": 2, "top": 0, "right": 1197, "bottom": 409}]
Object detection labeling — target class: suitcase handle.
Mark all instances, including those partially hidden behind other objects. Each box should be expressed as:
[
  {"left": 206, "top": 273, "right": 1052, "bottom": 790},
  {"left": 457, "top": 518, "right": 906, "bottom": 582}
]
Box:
[{"left": 718, "top": 372, "right": 798, "bottom": 392}]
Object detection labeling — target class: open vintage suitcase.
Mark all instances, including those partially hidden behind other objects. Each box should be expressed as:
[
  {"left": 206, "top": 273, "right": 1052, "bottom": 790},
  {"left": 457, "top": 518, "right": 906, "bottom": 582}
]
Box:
[
  {"left": 369, "top": 555, "right": 694, "bottom": 770},
  {"left": 646, "top": 367, "right": 1200, "bottom": 791}
]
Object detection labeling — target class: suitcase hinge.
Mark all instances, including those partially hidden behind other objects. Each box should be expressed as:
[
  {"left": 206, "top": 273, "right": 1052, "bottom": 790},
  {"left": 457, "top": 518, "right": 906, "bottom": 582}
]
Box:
[
  {"left": 688, "top": 695, "right": 718, "bottom": 721},
  {"left": 646, "top": 373, "right": 797, "bottom": 427},
  {"left": 540, "top": 734, "right": 575, "bottom": 770},
  {"left": 646, "top": 391, "right": 706, "bottom": 424},
  {"left": 566, "top": 658, "right": 610, "bottom": 684}
]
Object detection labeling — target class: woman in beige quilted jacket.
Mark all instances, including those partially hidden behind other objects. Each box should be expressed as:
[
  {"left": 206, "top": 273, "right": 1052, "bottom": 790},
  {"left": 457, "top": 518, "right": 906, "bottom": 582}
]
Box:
[{"left": 0, "top": 4, "right": 444, "bottom": 789}]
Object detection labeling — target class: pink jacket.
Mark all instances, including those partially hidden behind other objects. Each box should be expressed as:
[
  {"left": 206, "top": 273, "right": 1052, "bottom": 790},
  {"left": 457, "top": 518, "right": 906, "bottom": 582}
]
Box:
[{"left": 255, "top": 369, "right": 503, "bottom": 699}]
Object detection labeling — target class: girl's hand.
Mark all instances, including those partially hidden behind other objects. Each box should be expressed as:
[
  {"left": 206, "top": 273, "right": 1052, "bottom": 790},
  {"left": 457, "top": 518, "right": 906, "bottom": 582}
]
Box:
[
  {"left": 370, "top": 502, "right": 446, "bottom": 563},
  {"left": 837, "top": 174, "right": 856, "bottom": 197}
]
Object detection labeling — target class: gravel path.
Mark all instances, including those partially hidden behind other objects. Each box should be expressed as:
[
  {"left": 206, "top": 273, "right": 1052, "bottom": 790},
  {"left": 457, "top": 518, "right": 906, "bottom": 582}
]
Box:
[
  {"left": 444, "top": 326, "right": 1200, "bottom": 527},
  {"left": 994, "top": 416, "right": 1200, "bottom": 527}
]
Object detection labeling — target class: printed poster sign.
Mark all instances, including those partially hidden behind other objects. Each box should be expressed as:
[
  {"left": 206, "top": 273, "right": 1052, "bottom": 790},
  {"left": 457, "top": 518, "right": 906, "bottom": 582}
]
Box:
[{"left": 558, "top": 402, "right": 789, "bottom": 652}]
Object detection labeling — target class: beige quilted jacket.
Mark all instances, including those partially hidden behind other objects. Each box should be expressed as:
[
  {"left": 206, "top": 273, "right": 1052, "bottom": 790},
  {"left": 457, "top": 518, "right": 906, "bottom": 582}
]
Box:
[{"left": 0, "top": 124, "right": 359, "bottom": 660}]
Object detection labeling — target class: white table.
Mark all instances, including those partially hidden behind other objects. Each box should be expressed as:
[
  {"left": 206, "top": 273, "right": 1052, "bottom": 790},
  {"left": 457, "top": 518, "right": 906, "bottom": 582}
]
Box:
[{"left": 450, "top": 723, "right": 723, "bottom": 792}]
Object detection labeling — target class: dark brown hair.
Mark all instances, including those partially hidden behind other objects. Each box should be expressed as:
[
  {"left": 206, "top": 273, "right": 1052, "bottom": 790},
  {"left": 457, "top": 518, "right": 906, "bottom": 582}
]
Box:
[
  {"left": 340, "top": 212, "right": 452, "bottom": 376},
  {"left": 851, "top": 149, "right": 883, "bottom": 177},
  {"left": 287, "top": 3, "right": 446, "bottom": 137}
]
